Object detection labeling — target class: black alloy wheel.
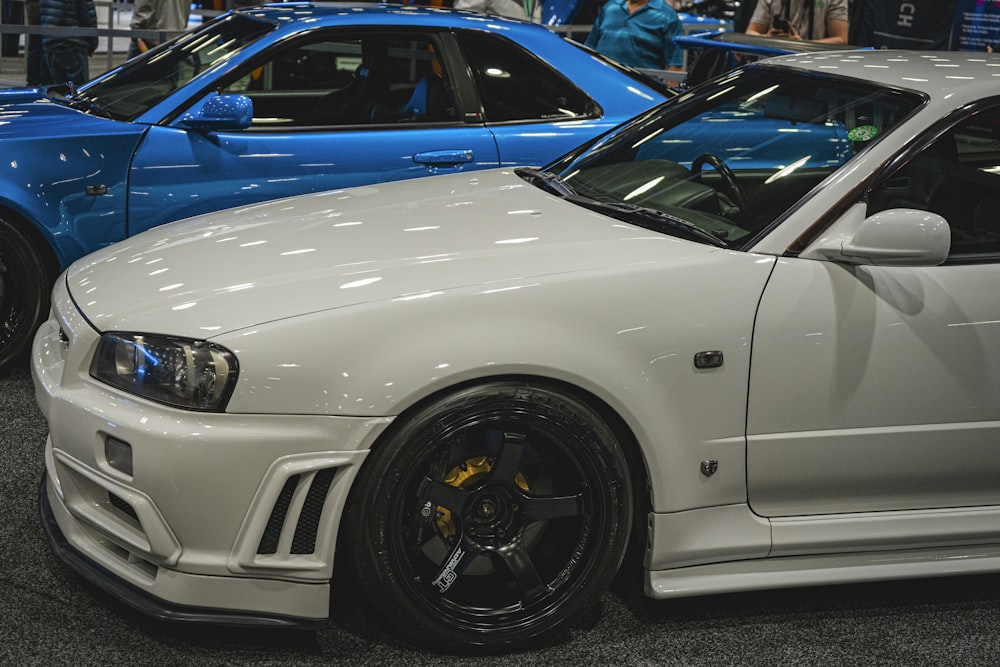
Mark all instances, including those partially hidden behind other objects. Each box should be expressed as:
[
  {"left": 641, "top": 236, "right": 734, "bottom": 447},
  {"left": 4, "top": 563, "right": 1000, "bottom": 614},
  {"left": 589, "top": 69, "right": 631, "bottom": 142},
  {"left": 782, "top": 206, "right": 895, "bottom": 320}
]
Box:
[
  {"left": 0, "top": 216, "right": 50, "bottom": 374},
  {"left": 342, "top": 381, "right": 634, "bottom": 652}
]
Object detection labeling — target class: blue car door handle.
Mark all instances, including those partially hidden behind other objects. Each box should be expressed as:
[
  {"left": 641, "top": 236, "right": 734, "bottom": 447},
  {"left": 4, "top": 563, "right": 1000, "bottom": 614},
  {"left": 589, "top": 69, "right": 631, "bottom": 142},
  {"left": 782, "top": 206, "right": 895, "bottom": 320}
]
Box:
[{"left": 413, "top": 150, "right": 474, "bottom": 166}]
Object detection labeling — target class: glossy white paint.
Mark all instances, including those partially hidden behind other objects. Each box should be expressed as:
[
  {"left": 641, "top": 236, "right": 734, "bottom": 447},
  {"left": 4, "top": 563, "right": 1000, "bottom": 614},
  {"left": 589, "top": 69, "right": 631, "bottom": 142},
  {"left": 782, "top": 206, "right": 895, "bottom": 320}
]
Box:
[
  {"left": 36, "top": 168, "right": 779, "bottom": 620},
  {"left": 69, "top": 170, "right": 728, "bottom": 338},
  {"left": 747, "top": 255, "right": 1000, "bottom": 515},
  {"left": 43, "top": 471, "right": 334, "bottom": 619},
  {"left": 34, "top": 278, "right": 388, "bottom": 619},
  {"left": 644, "top": 503, "right": 1000, "bottom": 598},
  {"left": 647, "top": 542, "right": 1000, "bottom": 599},
  {"left": 810, "top": 206, "right": 952, "bottom": 266},
  {"left": 32, "top": 49, "right": 1000, "bottom": 631},
  {"left": 60, "top": 169, "right": 780, "bottom": 517}
]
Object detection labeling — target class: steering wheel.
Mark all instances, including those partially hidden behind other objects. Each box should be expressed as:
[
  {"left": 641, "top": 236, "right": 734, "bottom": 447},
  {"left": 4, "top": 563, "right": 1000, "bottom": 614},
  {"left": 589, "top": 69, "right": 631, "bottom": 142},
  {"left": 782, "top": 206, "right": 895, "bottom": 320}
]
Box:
[{"left": 691, "top": 153, "right": 747, "bottom": 211}]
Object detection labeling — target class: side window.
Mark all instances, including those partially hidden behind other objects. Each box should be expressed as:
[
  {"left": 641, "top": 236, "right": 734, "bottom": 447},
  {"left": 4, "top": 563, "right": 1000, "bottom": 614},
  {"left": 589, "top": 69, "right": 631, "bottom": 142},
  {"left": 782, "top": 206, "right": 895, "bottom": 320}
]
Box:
[
  {"left": 222, "top": 31, "right": 457, "bottom": 127},
  {"left": 457, "top": 32, "right": 595, "bottom": 123},
  {"left": 869, "top": 107, "right": 1000, "bottom": 258}
]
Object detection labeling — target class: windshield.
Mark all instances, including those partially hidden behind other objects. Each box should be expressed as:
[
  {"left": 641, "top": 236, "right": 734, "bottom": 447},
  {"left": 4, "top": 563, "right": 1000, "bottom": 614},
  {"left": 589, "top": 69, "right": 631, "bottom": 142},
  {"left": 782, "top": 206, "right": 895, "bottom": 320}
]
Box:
[
  {"left": 536, "top": 67, "right": 923, "bottom": 247},
  {"left": 75, "top": 13, "right": 275, "bottom": 121}
]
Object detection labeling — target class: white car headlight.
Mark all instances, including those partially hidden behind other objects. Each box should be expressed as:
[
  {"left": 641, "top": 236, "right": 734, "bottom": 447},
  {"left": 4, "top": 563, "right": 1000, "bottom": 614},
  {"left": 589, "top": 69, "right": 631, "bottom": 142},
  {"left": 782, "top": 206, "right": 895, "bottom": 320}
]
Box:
[{"left": 90, "top": 332, "right": 238, "bottom": 412}]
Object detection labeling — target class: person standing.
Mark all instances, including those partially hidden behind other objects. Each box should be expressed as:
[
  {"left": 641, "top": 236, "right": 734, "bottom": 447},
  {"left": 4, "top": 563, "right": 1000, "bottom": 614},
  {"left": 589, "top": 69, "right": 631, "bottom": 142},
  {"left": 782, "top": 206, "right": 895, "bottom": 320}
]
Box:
[
  {"left": 39, "top": 0, "right": 98, "bottom": 85},
  {"left": 2, "top": 0, "right": 24, "bottom": 57},
  {"left": 585, "top": 0, "right": 684, "bottom": 73},
  {"left": 745, "top": 0, "right": 849, "bottom": 44},
  {"left": 127, "top": 0, "right": 191, "bottom": 59},
  {"left": 453, "top": 0, "right": 540, "bottom": 20},
  {"left": 25, "top": 0, "right": 48, "bottom": 85}
]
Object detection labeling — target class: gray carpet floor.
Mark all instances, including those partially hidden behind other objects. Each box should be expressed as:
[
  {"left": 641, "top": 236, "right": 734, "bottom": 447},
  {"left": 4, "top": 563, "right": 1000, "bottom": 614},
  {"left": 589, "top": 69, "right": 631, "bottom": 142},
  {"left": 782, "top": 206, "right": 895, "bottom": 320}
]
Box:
[{"left": 4, "top": 361, "right": 1000, "bottom": 666}]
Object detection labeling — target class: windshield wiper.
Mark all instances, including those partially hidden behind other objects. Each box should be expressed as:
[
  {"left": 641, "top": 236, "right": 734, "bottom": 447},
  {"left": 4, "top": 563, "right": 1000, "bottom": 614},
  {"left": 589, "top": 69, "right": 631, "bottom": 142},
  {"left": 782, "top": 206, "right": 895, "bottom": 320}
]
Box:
[
  {"left": 58, "top": 85, "right": 113, "bottom": 119},
  {"left": 518, "top": 167, "right": 728, "bottom": 248},
  {"left": 516, "top": 167, "right": 577, "bottom": 198},
  {"left": 568, "top": 196, "right": 729, "bottom": 248}
]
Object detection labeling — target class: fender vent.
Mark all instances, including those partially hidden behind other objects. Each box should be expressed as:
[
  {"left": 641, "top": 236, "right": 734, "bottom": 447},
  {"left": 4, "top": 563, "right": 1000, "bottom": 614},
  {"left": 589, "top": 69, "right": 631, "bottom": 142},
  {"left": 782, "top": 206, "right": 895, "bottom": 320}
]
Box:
[
  {"left": 258, "top": 475, "right": 300, "bottom": 555},
  {"left": 257, "top": 468, "right": 338, "bottom": 556},
  {"left": 291, "top": 467, "right": 337, "bottom": 554}
]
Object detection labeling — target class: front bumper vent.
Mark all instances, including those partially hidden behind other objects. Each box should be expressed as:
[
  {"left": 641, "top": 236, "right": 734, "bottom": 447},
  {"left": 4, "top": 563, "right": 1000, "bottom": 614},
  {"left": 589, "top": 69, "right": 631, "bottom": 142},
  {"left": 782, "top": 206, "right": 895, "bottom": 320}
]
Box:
[
  {"left": 108, "top": 492, "right": 140, "bottom": 526},
  {"left": 257, "top": 468, "right": 337, "bottom": 556}
]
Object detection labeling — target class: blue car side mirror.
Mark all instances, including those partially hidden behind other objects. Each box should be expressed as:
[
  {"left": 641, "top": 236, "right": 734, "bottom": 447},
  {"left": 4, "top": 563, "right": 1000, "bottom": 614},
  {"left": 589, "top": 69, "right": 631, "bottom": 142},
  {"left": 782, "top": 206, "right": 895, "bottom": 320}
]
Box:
[{"left": 179, "top": 94, "right": 253, "bottom": 131}]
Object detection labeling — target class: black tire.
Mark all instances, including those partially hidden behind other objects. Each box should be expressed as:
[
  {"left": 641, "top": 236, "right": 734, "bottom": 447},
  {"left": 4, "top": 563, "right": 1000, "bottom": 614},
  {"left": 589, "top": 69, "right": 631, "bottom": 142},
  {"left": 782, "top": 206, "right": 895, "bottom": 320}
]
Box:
[
  {"left": 342, "top": 381, "right": 634, "bottom": 653},
  {"left": 0, "top": 216, "right": 51, "bottom": 374}
]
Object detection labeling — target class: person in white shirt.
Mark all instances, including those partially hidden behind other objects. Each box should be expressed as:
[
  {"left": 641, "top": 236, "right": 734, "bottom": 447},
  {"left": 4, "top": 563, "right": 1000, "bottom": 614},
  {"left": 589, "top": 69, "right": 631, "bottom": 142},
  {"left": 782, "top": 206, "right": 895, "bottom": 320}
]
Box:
[
  {"left": 128, "top": 0, "right": 190, "bottom": 58},
  {"left": 453, "top": 0, "right": 540, "bottom": 21},
  {"left": 745, "top": 0, "right": 849, "bottom": 44}
]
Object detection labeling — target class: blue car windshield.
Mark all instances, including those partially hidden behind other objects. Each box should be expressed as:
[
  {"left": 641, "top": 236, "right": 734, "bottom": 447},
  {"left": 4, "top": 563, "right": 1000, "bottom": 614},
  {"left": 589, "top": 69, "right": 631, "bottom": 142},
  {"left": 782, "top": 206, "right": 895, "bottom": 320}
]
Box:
[
  {"left": 77, "top": 13, "right": 275, "bottom": 121},
  {"left": 536, "top": 67, "right": 923, "bottom": 248}
]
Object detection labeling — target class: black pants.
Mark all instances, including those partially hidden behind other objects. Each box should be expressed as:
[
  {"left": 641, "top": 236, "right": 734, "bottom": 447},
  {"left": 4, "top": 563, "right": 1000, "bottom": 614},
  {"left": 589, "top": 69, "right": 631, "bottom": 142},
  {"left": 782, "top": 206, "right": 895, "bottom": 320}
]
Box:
[{"left": 2, "top": 0, "right": 24, "bottom": 56}]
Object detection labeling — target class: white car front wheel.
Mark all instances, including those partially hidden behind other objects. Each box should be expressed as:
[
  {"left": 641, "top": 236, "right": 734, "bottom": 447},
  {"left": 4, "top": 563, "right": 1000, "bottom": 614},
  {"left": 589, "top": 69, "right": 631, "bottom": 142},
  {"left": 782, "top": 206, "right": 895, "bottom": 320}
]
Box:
[{"left": 341, "top": 380, "right": 634, "bottom": 652}]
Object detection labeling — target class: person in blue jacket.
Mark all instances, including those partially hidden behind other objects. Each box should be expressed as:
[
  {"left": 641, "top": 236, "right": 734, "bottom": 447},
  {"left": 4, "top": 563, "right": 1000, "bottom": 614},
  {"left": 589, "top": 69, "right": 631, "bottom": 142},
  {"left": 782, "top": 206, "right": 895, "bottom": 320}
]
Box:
[
  {"left": 39, "top": 0, "right": 98, "bottom": 85},
  {"left": 584, "top": 0, "right": 684, "bottom": 73}
]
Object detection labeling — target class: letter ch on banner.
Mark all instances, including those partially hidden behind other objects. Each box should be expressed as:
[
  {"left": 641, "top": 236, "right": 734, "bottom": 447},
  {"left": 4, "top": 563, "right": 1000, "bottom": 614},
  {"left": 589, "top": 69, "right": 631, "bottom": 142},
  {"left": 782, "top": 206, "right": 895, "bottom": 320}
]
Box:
[{"left": 897, "top": 3, "right": 916, "bottom": 29}]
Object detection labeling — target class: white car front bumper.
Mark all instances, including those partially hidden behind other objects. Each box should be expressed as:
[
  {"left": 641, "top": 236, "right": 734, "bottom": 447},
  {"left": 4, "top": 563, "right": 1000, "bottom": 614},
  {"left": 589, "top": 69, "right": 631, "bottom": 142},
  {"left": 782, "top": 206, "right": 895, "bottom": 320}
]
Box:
[{"left": 33, "top": 277, "right": 390, "bottom": 625}]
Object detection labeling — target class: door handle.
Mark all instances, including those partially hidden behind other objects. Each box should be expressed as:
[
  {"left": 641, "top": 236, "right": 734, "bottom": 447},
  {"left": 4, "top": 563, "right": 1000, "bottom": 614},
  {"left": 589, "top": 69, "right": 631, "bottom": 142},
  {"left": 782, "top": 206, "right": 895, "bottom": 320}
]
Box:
[{"left": 413, "top": 150, "right": 475, "bottom": 166}]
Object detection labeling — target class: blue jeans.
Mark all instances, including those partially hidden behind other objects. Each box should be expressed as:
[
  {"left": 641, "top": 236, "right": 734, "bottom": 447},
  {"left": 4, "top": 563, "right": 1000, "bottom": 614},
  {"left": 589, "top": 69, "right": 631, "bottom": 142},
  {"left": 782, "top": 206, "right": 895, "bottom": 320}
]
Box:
[{"left": 43, "top": 42, "right": 89, "bottom": 86}]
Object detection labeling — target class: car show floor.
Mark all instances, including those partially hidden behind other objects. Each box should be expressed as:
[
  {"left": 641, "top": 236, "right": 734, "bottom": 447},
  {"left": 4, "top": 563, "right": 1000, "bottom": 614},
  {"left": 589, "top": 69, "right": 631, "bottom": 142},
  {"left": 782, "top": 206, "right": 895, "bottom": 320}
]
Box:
[{"left": 3, "top": 362, "right": 1000, "bottom": 666}]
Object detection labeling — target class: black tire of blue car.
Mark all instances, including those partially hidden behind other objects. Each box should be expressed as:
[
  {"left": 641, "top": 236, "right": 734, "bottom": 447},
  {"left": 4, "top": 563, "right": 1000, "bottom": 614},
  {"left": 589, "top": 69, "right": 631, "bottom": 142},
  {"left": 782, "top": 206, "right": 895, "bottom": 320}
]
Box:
[
  {"left": 0, "top": 217, "right": 52, "bottom": 374},
  {"left": 341, "top": 380, "right": 634, "bottom": 653}
]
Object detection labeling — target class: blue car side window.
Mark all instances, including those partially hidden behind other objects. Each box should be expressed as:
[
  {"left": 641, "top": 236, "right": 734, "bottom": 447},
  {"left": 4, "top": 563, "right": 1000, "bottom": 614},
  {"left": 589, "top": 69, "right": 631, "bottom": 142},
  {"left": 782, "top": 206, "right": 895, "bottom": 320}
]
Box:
[
  {"left": 220, "top": 32, "right": 457, "bottom": 128},
  {"left": 457, "top": 31, "right": 596, "bottom": 123}
]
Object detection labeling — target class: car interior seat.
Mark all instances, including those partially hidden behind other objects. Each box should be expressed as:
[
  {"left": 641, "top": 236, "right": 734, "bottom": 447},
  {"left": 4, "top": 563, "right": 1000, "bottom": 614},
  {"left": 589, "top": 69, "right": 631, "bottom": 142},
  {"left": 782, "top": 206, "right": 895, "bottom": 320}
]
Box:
[
  {"left": 369, "top": 73, "right": 449, "bottom": 123},
  {"left": 315, "top": 40, "right": 391, "bottom": 124}
]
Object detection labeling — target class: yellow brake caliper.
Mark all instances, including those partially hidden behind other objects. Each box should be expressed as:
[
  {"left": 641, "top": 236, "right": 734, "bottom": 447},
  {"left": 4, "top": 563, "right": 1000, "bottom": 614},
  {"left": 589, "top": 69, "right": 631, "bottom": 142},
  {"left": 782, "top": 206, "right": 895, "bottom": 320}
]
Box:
[{"left": 435, "top": 455, "right": 529, "bottom": 539}]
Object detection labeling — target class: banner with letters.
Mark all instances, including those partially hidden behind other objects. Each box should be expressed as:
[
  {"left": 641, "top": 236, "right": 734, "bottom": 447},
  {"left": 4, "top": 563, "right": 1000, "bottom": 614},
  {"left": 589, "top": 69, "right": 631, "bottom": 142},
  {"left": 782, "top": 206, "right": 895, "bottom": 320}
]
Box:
[
  {"left": 860, "top": 1, "right": 958, "bottom": 50},
  {"left": 952, "top": 0, "right": 1000, "bottom": 51}
]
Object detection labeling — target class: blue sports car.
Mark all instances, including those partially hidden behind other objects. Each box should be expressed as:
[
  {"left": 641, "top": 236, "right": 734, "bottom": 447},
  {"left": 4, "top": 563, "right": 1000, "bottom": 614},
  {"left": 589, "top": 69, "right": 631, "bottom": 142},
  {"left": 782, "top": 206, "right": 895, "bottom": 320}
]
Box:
[{"left": 0, "top": 2, "right": 669, "bottom": 371}]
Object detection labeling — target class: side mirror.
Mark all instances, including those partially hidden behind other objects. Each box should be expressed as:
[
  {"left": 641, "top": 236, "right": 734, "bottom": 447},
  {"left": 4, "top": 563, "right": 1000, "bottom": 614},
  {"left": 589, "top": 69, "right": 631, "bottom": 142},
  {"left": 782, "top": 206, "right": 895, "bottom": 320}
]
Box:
[
  {"left": 179, "top": 94, "right": 253, "bottom": 131},
  {"left": 807, "top": 206, "right": 950, "bottom": 267}
]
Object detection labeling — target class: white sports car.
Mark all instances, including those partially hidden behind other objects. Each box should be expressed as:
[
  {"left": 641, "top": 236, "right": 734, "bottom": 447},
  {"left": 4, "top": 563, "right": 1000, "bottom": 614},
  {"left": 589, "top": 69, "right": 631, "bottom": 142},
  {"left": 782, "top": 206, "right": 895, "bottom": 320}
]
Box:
[{"left": 33, "top": 50, "right": 1000, "bottom": 652}]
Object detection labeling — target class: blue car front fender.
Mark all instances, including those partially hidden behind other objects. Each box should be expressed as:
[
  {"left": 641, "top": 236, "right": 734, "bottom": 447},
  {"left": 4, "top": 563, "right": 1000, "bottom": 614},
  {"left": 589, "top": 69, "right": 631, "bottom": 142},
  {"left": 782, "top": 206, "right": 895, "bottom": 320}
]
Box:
[{"left": 0, "top": 130, "right": 143, "bottom": 269}]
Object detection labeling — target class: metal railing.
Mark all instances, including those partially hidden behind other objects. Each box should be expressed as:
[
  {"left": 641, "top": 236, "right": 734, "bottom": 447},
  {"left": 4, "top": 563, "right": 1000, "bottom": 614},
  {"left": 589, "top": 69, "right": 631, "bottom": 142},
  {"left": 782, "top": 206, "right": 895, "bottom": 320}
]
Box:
[
  {"left": 0, "top": 6, "right": 698, "bottom": 85},
  {"left": 0, "top": 0, "right": 219, "bottom": 75}
]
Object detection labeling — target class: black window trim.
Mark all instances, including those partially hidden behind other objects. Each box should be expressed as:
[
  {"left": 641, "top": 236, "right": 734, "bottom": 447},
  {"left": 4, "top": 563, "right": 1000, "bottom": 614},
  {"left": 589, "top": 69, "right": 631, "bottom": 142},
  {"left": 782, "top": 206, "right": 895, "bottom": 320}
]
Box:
[
  {"left": 166, "top": 25, "right": 487, "bottom": 131},
  {"left": 452, "top": 27, "right": 603, "bottom": 126}
]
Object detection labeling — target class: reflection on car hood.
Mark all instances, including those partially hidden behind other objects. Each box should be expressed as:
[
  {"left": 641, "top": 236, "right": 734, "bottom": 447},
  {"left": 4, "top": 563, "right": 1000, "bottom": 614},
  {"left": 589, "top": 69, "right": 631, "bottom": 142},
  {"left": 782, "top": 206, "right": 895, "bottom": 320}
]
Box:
[
  {"left": 0, "top": 89, "right": 119, "bottom": 137},
  {"left": 66, "top": 169, "right": 719, "bottom": 337}
]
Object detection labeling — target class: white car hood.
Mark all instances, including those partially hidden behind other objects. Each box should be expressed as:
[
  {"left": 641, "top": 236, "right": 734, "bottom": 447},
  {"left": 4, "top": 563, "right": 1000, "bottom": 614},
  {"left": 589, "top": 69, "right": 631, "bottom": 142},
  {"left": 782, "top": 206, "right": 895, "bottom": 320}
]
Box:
[{"left": 67, "top": 169, "right": 720, "bottom": 336}]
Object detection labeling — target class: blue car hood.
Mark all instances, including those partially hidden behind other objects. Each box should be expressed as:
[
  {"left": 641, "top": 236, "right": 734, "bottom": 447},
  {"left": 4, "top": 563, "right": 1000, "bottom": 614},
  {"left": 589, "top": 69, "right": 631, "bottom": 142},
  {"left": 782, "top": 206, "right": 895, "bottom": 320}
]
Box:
[{"left": 0, "top": 88, "right": 140, "bottom": 138}]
